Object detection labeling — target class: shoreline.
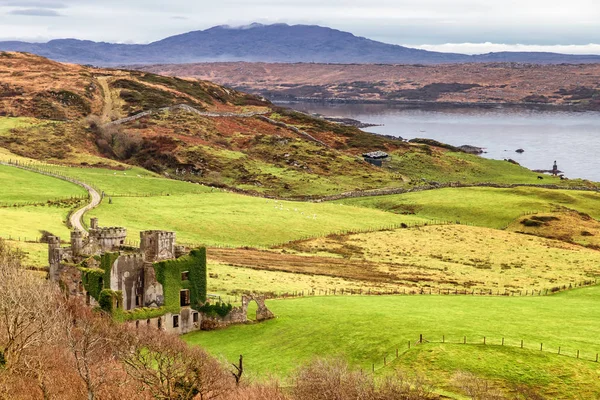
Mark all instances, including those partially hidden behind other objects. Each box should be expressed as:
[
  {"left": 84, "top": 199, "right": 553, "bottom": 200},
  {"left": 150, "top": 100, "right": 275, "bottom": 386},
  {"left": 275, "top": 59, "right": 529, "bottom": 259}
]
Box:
[{"left": 272, "top": 97, "right": 600, "bottom": 112}]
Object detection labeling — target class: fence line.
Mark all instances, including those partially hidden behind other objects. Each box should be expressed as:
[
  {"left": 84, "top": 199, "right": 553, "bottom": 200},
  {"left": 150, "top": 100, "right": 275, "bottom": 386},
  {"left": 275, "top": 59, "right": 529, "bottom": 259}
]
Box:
[
  {"left": 219, "top": 278, "right": 598, "bottom": 302},
  {"left": 366, "top": 333, "right": 600, "bottom": 373},
  {"left": 0, "top": 194, "right": 89, "bottom": 208}
]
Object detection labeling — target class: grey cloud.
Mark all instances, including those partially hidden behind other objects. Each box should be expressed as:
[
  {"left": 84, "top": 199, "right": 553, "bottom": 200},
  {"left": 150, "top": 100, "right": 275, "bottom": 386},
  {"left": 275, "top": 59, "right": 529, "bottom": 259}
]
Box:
[
  {"left": 2, "top": 1, "right": 66, "bottom": 8},
  {"left": 8, "top": 8, "right": 62, "bottom": 16}
]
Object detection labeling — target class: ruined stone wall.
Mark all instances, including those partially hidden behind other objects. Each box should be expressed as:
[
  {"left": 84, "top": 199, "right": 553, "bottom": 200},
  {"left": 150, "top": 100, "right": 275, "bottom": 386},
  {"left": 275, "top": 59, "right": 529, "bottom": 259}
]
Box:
[
  {"left": 125, "top": 310, "right": 201, "bottom": 335},
  {"left": 200, "top": 295, "right": 274, "bottom": 330},
  {"left": 109, "top": 254, "right": 146, "bottom": 311},
  {"left": 143, "top": 265, "right": 164, "bottom": 308},
  {"left": 89, "top": 227, "right": 127, "bottom": 252}
]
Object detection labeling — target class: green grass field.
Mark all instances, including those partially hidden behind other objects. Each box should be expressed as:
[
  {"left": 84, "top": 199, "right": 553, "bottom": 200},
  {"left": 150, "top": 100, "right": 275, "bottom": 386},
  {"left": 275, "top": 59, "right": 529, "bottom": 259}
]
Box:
[
  {"left": 185, "top": 286, "right": 600, "bottom": 397},
  {"left": 394, "top": 343, "right": 600, "bottom": 398},
  {"left": 0, "top": 164, "right": 87, "bottom": 204},
  {"left": 342, "top": 187, "right": 600, "bottom": 228},
  {"left": 0, "top": 206, "right": 72, "bottom": 241},
  {"left": 88, "top": 193, "right": 426, "bottom": 247}
]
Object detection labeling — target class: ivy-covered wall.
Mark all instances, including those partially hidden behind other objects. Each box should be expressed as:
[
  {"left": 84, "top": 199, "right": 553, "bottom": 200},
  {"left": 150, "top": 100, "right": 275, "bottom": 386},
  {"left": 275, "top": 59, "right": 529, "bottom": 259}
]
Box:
[
  {"left": 153, "top": 248, "right": 207, "bottom": 314},
  {"left": 79, "top": 253, "right": 119, "bottom": 302}
]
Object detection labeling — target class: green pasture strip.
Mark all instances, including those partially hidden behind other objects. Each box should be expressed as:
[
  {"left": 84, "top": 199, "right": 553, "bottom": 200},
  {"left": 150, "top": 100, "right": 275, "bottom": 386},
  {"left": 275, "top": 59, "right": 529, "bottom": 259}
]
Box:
[
  {"left": 0, "top": 206, "right": 71, "bottom": 241},
  {"left": 392, "top": 342, "right": 600, "bottom": 399},
  {"left": 184, "top": 286, "right": 600, "bottom": 379},
  {"left": 0, "top": 164, "right": 87, "bottom": 204},
  {"left": 341, "top": 186, "right": 600, "bottom": 228},
  {"left": 88, "top": 193, "right": 427, "bottom": 248}
]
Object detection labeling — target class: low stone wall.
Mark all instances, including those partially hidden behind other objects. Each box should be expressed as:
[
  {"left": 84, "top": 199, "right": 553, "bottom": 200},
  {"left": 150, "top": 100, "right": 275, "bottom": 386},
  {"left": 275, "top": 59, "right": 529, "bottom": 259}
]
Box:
[
  {"left": 104, "top": 104, "right": 268, "bottom": 127},
  {"left": 200, "top": 294, "right": 274, "bottom": 331}
]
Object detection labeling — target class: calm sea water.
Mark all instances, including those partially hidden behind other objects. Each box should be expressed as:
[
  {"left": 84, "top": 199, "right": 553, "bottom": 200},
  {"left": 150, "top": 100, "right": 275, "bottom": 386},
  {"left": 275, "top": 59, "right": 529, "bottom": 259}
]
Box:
[{"left": 284, "top": 102, "right": 600, "bottom": 182}]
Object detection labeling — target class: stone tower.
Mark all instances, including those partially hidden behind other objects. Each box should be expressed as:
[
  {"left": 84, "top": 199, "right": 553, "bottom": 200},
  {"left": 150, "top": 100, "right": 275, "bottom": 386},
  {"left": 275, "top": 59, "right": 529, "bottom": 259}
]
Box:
[
  {"left": 48, "top": 235, "right": 63, "bottom": 281},
  {"left": 140, "top": 230, "right": 176, "bottom": 262},
  {"left": 71, "top": 229, "right": 83, "bottom": 256}
]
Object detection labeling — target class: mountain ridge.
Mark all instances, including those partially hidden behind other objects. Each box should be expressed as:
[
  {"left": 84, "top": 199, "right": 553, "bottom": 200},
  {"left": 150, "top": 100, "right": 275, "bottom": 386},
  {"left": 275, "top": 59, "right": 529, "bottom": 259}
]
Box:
[{"left": 2, "top": 23, "right": 599, "bottom": 65}]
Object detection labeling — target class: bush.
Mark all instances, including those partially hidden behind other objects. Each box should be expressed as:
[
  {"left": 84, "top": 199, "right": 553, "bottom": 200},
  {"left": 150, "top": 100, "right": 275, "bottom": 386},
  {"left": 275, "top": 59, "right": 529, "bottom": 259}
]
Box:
[
  {"left": 198, "top": 302, "right": 233, "bottom": 317},
  {"left": 293, "top": 358, "right": 434, "bottom": 400},
  {"left": 98, "top": 289, "right": 122, "bottom": 313}
]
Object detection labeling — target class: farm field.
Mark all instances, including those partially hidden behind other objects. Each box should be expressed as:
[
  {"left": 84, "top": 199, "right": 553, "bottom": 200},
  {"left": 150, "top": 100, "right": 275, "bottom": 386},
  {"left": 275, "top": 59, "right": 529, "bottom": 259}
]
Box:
[
  {"left": 278, "top": 225, "right": 600, "bottom": 292},
  {"left": 0, "top": 205, "right": 72, "bottom": 241},
  {"left": 342, "top": 186, "right": 600, "bottom": 228},
  {"left": 205, "top": 219, "right": 600, "bottom": 296},
  {"left": 88, "top": 193, "right": 426, "bottom": 247},
  {"left": 0, "top": 164, "right": 87, "bottom": 204},
  {"left": 185, "top": 285, "right": 600, "bottom": 398},
  {"left": 206, "top": 261, "right": 405, "bottom": 298},
  {"left": 393, "top": 343, "right": 600, "bottom": 399}
]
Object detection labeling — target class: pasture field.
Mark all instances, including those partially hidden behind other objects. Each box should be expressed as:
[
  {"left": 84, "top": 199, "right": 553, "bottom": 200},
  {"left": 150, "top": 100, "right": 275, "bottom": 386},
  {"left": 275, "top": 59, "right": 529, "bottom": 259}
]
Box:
[
  {"left": 205, "top": 261, "right": 405, "bottom": 298},
  {"left": 342, "top": 186, "right": 600, "bottom": 228},
  {"left": 201, "top": 219, "right": 600, "bottom": 296},
  {"left": 88, "top": 193, "right": 427, "bottom": 247},
  {"left": 185, "top": 286, "right": 600, "bottom": 398},
  {"left": 0, "top": 206, "right": 72, "bottom": 240},
  {"left": 9, "top": 240, "right": 48, "bottom": 269},
  {"left": 506, "top": 210, "right": 600, "bottom": 248},
  {"left": 393, "top": 343, "right": 600, "bottom": 399},
  {"left": 0, "top": 164, "right": 87, "bottom": 204},
  {"left": 30, "top": 164, "right": 211, "bottom": 196},
  {"left": 388, "top": 150, "right": 565, "bottom": 186}
]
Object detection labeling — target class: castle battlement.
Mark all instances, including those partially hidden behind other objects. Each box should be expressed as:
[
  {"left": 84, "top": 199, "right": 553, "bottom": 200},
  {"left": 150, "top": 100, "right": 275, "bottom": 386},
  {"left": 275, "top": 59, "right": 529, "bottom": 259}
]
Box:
[{"left": 90, "top": 227, "right": 128, "bottom": 239}]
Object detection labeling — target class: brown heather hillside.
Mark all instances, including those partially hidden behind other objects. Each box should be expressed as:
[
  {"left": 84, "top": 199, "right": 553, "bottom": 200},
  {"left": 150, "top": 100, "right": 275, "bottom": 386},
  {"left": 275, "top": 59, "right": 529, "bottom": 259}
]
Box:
[
  {"left": 138, "top": 62, "right": 600, "bottom": 108},
  {"left": 0, "top": 52, "right": 412, "bottom": 196},
  {"left": 0, "top": 53, "right": 573, "bottom": 197}
]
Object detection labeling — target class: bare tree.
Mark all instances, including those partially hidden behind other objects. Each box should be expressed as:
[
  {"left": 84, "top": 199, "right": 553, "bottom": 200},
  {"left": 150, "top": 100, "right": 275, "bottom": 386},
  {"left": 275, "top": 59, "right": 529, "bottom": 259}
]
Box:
[
  {"left": 62, "top": 299, "right": 121, "bottom": 400},
  {"left": 118, "top": 328, "right": 232, "bottom": 400},
  {"left": 0, "top": 239, "right": 63, "bottom": 370}
]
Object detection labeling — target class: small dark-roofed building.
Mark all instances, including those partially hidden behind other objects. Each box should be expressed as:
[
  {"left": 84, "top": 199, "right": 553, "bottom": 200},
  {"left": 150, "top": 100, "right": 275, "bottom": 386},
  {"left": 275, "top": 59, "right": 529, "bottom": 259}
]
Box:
[{"left": 362, "top": 151, "right": 389, "bottom": 167}]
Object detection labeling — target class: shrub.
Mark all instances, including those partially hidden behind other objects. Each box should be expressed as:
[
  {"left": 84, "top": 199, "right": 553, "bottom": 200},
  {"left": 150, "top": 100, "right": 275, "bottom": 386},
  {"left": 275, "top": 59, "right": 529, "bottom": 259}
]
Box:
[
  {"left": 198, "top": 302, "right": 233, "bottom": 318},
  {"left": 98, "top": 289, "right": 122, "bottom": 313}
]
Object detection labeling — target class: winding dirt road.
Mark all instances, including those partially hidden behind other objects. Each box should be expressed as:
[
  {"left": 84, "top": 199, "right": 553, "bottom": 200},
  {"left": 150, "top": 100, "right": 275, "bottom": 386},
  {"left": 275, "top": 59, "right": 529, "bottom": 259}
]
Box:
[
  {"left": 68, "top": 181, "right": 101, "bottom": 233},
  {"left": 0, "top": 161, "right": 102, "bottom": 233}
]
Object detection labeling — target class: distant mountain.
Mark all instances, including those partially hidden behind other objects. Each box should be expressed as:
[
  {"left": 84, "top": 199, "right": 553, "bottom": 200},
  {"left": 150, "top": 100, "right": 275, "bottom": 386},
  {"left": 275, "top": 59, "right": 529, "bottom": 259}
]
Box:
[{"left": 1, "top": 23, "right": 600, "bottom": 65}]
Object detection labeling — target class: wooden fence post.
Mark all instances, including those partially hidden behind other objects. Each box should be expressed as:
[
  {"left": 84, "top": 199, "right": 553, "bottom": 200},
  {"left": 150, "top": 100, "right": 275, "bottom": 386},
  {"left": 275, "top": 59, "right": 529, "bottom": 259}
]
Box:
[
  {"left": 540, "top": 343, "right": 543, "bottom": 351},
  {"left": 521, "top": 340, "right": 523, "bottom": 348},
  {"left": 483, "top": 337, "right": 486, "bottom": 345}
]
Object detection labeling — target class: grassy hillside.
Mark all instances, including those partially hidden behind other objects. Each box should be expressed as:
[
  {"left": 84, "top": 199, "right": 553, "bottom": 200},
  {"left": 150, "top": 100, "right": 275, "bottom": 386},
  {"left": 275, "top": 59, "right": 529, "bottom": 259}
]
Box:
[
  {"left": 342, "top": 186, "right": 600, "bottom": 228},
  {"left": 87, "top": 193, "right": 425, "bottom": 247},
  {"left": 185, "top": 286, "right": 600, "bottom": 398},
  {"left": 1, "top": 53, "right": 591, "bottom": 199},
  {"left": 0, "top": 164, "right": 87, "bottom": 203}
]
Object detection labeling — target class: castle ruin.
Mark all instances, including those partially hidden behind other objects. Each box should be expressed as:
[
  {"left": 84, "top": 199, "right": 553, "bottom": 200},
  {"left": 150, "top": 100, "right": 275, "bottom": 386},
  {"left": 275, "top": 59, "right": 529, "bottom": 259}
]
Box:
[
  {"left": 48, "top": 218, "right": 204, "bottom": 334},
  {"left": 48, "top": 218, "right": 274, "bottom": 334}
]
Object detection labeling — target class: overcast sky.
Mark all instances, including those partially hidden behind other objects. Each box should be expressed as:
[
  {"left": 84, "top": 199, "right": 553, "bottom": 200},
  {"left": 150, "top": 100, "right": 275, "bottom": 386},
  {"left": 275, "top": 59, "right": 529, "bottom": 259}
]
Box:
[{"left": 1, "top": 0, "right": 599, "bottom": 54}]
